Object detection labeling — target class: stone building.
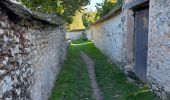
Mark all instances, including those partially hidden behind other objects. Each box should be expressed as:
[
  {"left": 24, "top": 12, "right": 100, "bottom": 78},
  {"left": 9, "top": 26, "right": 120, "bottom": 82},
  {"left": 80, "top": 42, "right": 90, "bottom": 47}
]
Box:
[
  {"left": 66, "top": 29, "right": 86, "bottom": 40},
  {"left": 0, "top": 0, "right": 67, "bottom": 100},
  {"left": 91, "top": 0, "right": 170, "bottom": 99}
]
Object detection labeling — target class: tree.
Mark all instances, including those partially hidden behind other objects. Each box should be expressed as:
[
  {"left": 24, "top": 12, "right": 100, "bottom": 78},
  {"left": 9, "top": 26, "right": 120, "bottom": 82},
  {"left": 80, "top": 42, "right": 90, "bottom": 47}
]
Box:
[
  {"left": 82, "top": 11, "right": 97, "bottom": 29},
  {"left": 67, "top": 11, "right": 85, "bottom": 30},
  {"left": 96, "top": 0, "right": 123, "bottom": 18},
  {"left": 17, "top": 0, "right": 90, "bottom": 23}
]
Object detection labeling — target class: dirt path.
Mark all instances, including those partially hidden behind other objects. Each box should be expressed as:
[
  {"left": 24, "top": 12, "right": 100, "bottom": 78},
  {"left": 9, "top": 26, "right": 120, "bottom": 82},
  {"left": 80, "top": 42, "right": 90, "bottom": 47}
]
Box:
[{"left": 81, "top": 51, "right": 103, "bottom": 100}]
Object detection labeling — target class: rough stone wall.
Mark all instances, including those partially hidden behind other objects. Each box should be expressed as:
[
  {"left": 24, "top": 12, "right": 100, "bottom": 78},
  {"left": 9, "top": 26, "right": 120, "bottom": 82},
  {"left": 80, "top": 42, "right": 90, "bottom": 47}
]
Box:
[
  {"left": 0, "top": 7, "right": 34, "bottom": 100},
  {"left": 29, "top": 26, "right": 67, "bottom": 100},
  {"left": 0, "top": 6, "right": 67, "bottom": 100},
  {"left": 122, "top": 0, "right": 170, "bottom": 98},
  {"left": 121, "top": 9, "right": 134, "bottom": 65},
  {"left": 147, "top": 0, "right": 170, "bottom": 99},
  {"left": 91, "top": 0, "right": 170, "bottom": 99},
  {"left": 121, "top": 5, "right": 135, "bottom": 75},
  {"left": 92, "top": 13, "right": 123, "bottom": 64},
  {"left": 85, "top": 29, "right": 93, "bottom": 41},
  {"left": 66, "top": 31, "right": 84, "bottom": 40}
]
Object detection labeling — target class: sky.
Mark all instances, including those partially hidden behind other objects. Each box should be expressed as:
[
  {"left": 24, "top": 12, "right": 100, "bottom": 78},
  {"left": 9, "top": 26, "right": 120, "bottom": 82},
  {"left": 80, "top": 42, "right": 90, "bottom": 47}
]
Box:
[{"left": 86, "top": 0, "right": 104, "bottom": 11}]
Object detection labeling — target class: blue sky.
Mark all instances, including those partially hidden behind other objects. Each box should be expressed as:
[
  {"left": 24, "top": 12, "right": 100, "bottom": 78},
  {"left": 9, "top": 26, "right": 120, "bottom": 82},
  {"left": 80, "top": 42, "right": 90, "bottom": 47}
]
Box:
[{"left": 86, "top": 0, "right": 103, "bottom": 11}]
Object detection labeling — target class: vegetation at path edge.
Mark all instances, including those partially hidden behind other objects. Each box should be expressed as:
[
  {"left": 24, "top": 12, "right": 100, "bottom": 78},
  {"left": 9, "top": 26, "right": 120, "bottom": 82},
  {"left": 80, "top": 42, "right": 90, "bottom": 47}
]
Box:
[{"left": 50, "top": 39, "right": 159, "bottom": 100}]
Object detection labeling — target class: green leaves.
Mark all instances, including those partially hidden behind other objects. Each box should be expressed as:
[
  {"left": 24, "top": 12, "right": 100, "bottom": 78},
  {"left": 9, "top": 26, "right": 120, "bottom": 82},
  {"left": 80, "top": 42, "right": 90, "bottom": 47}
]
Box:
[
  {"left": 17, "top": 0, "right": 90, "bottom": 23},
  {"left": 96, "top": 0, "right": 123, "bottom": 18},
  {"left": 67, "top": 11, "right": 85, "bottom": 30},
  {"left": 82, "top": 11, "right": 97, "bottom": 28}
]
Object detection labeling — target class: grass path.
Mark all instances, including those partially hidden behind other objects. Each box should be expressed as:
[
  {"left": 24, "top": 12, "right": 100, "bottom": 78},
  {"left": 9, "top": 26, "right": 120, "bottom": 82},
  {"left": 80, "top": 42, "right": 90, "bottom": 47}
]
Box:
[
  {"left": 49, "top": 41, "right": 94, "bottom": 100},
  {"left": 50, "top": 40, "right": 159, "bottom": 100},
  {"left": 81, "top": 51, "right": 103, "bottom": 100}
]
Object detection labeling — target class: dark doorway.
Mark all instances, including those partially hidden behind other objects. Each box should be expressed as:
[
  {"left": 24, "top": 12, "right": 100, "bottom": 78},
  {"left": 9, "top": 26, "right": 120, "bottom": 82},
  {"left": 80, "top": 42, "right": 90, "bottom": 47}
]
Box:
[{"left": 134, "top": 8, "right": 149, "bottom": 82}]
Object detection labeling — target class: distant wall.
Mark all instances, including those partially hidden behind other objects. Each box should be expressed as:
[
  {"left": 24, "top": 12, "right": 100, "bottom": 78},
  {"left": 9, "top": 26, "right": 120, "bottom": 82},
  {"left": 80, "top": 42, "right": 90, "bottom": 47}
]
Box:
[
  {"left": 92, "top": 13, "right": 123, "bottom": 64},
  {"left": 85, "top": 29, "right": 93, "bottom": 41},
  {"left": 0, "top": 6, "right": 67, "bottom": 100},
  {"left": 66, "top": 30, "right": 84, "bottom": 40}
]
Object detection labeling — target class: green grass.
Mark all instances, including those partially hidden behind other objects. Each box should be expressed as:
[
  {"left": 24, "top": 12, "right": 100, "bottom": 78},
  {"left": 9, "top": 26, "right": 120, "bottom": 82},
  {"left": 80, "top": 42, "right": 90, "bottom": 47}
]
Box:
[
  {"left": 50, "top": 39, "right": 159, "bottom": 100},
  {"left": 49, "top": 43, "right": 94, "bottom": 100}
]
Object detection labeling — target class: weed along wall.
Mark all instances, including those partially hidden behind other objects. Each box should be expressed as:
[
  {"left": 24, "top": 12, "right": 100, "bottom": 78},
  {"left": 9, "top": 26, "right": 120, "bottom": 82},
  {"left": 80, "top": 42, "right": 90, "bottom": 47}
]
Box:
[
  {"left": 92, "top": 0, "right": 170, "bottom": 99},
  {"left": 0, "top": 0, "right": 67, "bottom": 100}
]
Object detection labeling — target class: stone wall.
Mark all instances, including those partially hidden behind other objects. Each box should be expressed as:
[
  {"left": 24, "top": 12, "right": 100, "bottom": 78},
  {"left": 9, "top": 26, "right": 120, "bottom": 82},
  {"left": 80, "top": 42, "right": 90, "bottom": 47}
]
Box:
[
  {"left": 121, "top": 5, "right": 135, "bottom": 76},
  {"left": 66, "top": 31, "right": 84, "bottom": 40},
  {"left": 0, "top": 6, "right": 67, "bottom": 100},
  {"left": 147, "top": 0, "right": 170, "bottom": 99},
  {"left": 122, "top": 0, "right": 170, "bottom": 98},
  {"left": 121, "top": 9, "right": 134, "bottom": 65},
  {"left": 92, "top": 13, "right": 123, "bottom": 64},
  {"left": 29, "top": 26, "right": 67, "bottom": 100},
  {"left": 92, "top": 0, "right": 170, "bottom": 99},
  {"left": 85, "top": 29, "right": 93, "bottom": 41}
]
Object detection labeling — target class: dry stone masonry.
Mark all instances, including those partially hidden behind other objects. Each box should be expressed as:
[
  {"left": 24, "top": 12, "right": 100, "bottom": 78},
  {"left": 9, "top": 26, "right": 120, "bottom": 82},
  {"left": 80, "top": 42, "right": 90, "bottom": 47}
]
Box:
[{"left": 0, "top": 0, "right": 67, "bottom": 100}]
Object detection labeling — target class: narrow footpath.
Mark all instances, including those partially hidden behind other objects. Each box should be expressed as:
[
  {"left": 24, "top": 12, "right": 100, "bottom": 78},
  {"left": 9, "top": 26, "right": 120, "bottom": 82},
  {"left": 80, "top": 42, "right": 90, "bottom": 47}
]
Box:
[
  {"left": 81, "top": 51, "right": 103, "bottom": 100},
  {"left": 50, "top": 39, "right": 159, "bottom": 100}
]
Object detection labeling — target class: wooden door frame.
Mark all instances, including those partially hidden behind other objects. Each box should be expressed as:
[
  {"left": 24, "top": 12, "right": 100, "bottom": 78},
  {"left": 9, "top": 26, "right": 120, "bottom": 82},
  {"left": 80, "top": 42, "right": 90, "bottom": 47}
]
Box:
[
  {"left": 123, "top": 0, "right": 150, "bottom": 82},
  {"left": 124, "top": 0, "right": 149, "bottom": 9}
]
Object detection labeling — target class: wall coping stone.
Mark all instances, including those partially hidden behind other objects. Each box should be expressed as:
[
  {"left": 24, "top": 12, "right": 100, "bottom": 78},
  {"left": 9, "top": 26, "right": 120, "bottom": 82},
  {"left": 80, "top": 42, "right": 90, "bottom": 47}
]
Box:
[
  {"left": 92, "top": 4, "right": 122, "bottom": 26},
  {"left": 0, "top": 0, "right": 66, "bottom": 25}
]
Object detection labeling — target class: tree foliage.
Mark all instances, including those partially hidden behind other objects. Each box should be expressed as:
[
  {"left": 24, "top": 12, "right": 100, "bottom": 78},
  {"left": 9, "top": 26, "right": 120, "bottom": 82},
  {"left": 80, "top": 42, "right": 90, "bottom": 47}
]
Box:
[
  {"left": 82, "top": 11, "right": 97, "bottom": 29},
  {"left": 17, "top": 0, "right": 90, "bottom": 23},
  {"left": 67, "top": 11, "right": 85, "bottom": 30},
  {"left": 96, "top": 0, "right": 123, "bottom": 18}
]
